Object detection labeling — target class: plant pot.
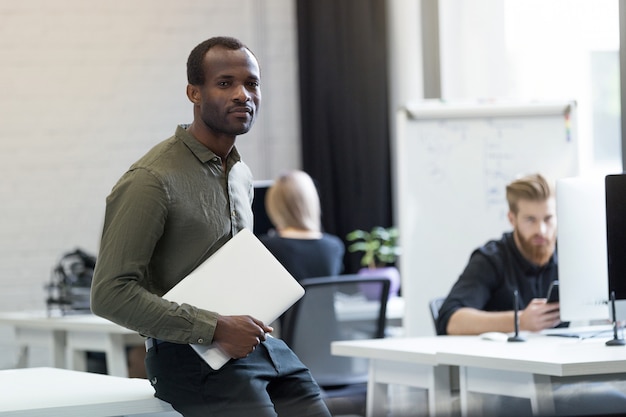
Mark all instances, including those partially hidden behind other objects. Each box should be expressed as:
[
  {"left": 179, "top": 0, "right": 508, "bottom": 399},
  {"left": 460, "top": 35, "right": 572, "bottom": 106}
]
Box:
[{"left": 357, "top": 266, "right": 401, "bottom": 300}]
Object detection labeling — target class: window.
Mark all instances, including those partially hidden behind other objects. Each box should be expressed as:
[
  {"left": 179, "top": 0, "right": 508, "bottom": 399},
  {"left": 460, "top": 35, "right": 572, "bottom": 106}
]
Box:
[{"left": 439, "top": 0, "right": 620, "bottom": 175}]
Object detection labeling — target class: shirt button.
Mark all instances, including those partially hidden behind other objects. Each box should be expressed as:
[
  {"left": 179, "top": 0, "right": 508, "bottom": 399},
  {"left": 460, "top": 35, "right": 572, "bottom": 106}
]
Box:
[
  {"left": 231, "top": 210, "right": 237, "bottom": 217},
  {"left": 197, "top": 338, "right": 204, "bottom": 344}
]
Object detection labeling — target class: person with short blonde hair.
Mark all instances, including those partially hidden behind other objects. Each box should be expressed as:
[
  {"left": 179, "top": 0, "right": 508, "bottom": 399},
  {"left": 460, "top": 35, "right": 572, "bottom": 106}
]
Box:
[
  {"left": 436, "top": 173, "right": 559, "bottom": 336},
  {"left": 266, "top": 170, "right": 322, "bottom": 233},
  {"left": 506, "top": 173, "right": 554, "bottom": 215},
  {"left": 261, "top": 170, "right": 344, "bottom": 282},
  {"left": 438, "top": 171, "right": 626, "bottom": 417}
]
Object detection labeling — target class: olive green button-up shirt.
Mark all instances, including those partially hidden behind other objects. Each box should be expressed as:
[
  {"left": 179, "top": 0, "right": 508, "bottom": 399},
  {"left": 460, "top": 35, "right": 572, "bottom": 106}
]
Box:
[{"left": 91, "top": 125, "right": 254, "bottom": 346}]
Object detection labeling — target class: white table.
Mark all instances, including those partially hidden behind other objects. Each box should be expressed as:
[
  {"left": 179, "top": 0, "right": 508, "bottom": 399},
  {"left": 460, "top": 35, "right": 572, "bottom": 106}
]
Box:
[
  {"left": 0, "top": 311, "right": 144, "bottom": 377},
  {"left": 332, "top": 336, "right": 460, "bottom": 417},
  {"left": 1, "top": 299, "right": 403, "bottom": 377},
  {"left": 436, "top": 333, "right": 626, "bottom": 417},
  {"left": 336, "top": 295, "right": 404, "bottom": 326},
  {"left": 332, "top": 331, "right": 626, "bottom": 417},
  {"left": 0, "top": 367, "right": 179, "bottom": 417}
]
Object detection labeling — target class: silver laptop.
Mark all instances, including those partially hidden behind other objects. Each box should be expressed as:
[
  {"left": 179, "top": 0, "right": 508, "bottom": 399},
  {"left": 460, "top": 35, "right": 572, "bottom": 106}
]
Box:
[{"left": 163, "top": 228, "right": 304, "bottom": 369}]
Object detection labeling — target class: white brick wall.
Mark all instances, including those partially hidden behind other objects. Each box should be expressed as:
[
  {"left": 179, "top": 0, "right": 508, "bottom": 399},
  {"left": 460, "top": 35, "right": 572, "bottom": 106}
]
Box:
[{"left": 0, "top": 0, "right": 301, "bottom": 312}]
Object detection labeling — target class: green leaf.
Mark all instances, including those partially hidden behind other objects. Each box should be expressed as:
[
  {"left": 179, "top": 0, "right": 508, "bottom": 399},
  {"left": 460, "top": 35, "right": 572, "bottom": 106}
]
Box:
[{"left": 346, "top": 226, "right": 401, "bottom": 267}]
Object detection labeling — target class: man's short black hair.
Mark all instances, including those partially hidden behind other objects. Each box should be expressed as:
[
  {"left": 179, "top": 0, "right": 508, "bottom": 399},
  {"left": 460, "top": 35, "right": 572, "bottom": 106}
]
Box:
[{"left": 186, "top": 36, "right": 249, "bottom": 85}]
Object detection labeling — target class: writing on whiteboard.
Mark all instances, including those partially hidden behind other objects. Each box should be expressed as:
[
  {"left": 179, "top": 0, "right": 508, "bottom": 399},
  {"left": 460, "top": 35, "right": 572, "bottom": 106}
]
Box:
[{"left": 413, "top": 116, "right": 570, "bottom": 213}]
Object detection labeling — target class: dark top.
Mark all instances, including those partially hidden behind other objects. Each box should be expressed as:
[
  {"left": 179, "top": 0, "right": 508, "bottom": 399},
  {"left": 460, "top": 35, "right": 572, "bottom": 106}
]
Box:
[
  {"left": 259, "top": 233, "right": 345, "bottom": 281},
  {"left": 435, "top": 232, "right": 558, "bottom": 335}
]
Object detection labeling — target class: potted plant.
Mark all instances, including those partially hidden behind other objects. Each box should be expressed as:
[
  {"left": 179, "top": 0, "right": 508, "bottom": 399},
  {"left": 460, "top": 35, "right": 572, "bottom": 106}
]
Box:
[{"left": 346, "top": 226, "right": 401, "bottom": 299}]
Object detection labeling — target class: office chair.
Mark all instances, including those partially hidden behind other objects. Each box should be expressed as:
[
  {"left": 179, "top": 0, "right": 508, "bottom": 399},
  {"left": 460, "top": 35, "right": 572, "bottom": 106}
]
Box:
[
  {"left": 429, "top": 296, "right": 446, "bottom": 330},
  {"left": 281, "top": 274, "right": 391, "bottom": 416}
]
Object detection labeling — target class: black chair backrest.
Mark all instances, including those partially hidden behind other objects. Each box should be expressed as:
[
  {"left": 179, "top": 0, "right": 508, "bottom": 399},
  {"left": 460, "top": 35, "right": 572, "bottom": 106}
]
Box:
[
  {"left": 429, "top": 296, "right": 446, "bottom": 328},
  {"left": 281, "top": 274, "right": 390, "bottom": 387}
]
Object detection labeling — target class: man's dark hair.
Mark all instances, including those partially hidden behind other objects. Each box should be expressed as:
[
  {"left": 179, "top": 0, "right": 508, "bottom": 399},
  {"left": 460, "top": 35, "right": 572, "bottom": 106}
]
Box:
[{"left": 187, "top": 36, "right": 249, "bottom": 85}]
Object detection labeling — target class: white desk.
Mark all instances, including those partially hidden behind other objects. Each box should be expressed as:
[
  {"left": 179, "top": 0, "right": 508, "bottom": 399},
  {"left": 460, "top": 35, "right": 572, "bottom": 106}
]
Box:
[
  {"left": 437, "top": 333, "right": 626, "bottom": 417},
  {"left": 0, "top": 367, "right": 179, "bottom": 417},
  {"left": 332, "top": 332, "right": 626, "bottom": 417},
  {"left": 332, "top": 336, "right": 460, "bottom": 417},
  {"left": 335, "top": 295, "right": 404, "bottom": 323},
  {"left": 1, "top": 299, "right": 403, "bottom": 377},
  {"left": 0, "top": 311, "right": 144, "bottom": 377}
]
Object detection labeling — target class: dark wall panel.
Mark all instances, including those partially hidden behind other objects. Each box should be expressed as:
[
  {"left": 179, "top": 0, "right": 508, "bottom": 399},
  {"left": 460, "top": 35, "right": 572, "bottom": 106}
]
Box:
[{"left": 297, "top": 0, "right": 393, "bottom": 272}]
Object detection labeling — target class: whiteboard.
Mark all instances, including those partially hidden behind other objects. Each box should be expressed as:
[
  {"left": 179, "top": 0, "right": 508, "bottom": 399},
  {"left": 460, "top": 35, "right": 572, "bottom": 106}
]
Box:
[{"left": 394, "top": 100, "right": 579, "bottom": 336}]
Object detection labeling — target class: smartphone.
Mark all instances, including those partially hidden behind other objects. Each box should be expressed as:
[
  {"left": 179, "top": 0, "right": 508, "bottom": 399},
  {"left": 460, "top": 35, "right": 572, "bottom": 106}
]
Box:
[{"left": 546, "top": 280, "right": 559, "bottom": 303}]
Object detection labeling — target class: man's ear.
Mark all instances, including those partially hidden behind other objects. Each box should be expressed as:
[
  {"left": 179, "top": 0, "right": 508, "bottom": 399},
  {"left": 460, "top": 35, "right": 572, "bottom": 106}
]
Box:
[
  {"left": 186, "top": 84, "right": 200, "bottom": 104},
  {"left": 507, "top": 210, "right": 516, "bottom": 227}
]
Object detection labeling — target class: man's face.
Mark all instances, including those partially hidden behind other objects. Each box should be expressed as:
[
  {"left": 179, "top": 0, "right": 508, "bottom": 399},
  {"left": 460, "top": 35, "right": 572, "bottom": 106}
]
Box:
[
  {"left": 195, "top": 46, "right": 261, "bottom": 136},
  {"left": 508, "top": 197, "right": 557, "bottom": 266}
]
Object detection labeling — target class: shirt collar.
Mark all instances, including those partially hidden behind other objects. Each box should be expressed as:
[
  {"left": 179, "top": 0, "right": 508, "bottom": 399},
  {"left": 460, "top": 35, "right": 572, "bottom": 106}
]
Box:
[{"left": 175, "top": 124, "right": 242, "bottom": 165}]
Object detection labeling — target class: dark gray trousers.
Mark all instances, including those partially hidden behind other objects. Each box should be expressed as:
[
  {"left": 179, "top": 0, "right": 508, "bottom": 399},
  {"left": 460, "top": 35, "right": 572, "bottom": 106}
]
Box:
[{"left": 145, "top": 336, "right": 331, "bottom": 417}]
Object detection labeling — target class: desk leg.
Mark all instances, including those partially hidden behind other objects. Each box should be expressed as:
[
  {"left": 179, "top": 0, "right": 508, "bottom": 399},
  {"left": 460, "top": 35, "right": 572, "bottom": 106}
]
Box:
[
  {"left": 66, "top": 331, "right": 129, "bottom": 377},
  {"left": 366, "top": 359, "right": 452, "bottom": 417},
  {"left": 16, "top": 345, "right": 28, "bottom": 368},
  {"left": 15, "top": 328, "right": 66, "bottom": 369},
  {"left": 459, "top": 366, "right": 552, "bottom": 417},
  {"left": 458, "top": 366, "right": 478, "bottom": 417},
  {"left": 65, "top": 332, "right": 89, "bottom": 372},
  {"left": 531, "top": 374, "right": 555, "bottom": 416},
  {"left": 104, "top": 334, "right": 129, "bottom": 377},
  {"left": 430, "top": 365, "right": 452, "bottom": 417},
  {"left": 367, "top": 360, "right": 389, "bottom": 417}
]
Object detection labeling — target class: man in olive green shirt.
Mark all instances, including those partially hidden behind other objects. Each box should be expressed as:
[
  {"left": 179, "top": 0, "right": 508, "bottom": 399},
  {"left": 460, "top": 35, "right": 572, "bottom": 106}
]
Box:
[{"left": 91, "top": 36, "right": 331, "bottom": 417}]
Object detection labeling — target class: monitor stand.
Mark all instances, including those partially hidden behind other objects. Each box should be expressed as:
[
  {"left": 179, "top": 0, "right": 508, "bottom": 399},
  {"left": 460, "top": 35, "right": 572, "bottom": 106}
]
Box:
[{"left": 606, "top": 291, "right": 625, "bottom": 346}]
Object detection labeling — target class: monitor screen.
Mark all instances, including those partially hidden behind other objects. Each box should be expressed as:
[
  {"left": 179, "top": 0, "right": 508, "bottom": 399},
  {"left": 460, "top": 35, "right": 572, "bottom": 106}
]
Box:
[
  {"left": 556, "top": 176, "right": 610, "bottom": 322},
  {"left": 252, "top": 180, "right": 275, "bottom": 237},
  {"left": 605, "top": 173, "right": 626, "bottom": 321}
]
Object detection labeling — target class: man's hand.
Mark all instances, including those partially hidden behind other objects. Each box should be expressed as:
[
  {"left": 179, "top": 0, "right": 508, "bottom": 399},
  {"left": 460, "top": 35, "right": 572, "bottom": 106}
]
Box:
[
  {"left": 519, "top": 298, "right": 561, "bottom": 332},
  {"left": 212, "top": 315, "right": 273, "bottom": 359}
]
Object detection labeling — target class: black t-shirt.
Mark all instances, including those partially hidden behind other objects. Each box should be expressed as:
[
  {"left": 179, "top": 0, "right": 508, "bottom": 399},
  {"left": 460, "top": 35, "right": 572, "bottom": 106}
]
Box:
[
  {"left": 259, "top": 233, "right": 345, "bottom": 281},
  {"left": 435, "top": 232, "right": 558, "bottom": 335}
]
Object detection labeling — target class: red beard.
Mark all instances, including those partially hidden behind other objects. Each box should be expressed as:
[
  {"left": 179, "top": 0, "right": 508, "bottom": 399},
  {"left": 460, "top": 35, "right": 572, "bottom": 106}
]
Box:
[{"left": 516, "top": 229, "right": 556, "bottom": 266}]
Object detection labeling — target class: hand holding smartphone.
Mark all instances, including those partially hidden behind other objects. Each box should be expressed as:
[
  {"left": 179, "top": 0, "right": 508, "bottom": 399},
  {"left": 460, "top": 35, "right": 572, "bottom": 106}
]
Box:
[{"left": 546, "top": 280, "right": 559, "bottom": 303}]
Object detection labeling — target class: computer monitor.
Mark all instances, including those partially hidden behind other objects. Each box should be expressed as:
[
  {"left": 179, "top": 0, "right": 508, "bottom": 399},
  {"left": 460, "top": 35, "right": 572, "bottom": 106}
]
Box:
[
  {"left": 252, "top": 180, "right": 274, "bottom": 237},
  {"left": 556, "top": 176, "right": 610, "bottom": 322},
  {"left": 605, "top": 173, "right": 626, "bottom": 322}
]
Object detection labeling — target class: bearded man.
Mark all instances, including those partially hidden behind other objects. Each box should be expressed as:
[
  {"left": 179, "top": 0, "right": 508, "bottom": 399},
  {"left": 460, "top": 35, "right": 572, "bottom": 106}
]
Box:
[{"left": 435, "top": 173, "right": 562, "bottom": 335}]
